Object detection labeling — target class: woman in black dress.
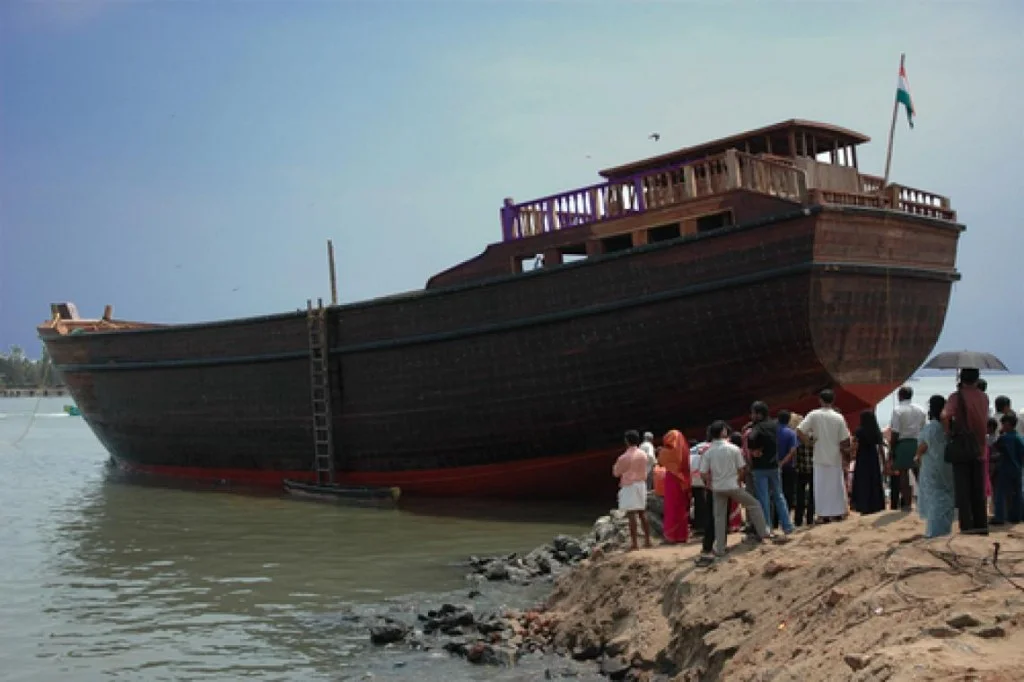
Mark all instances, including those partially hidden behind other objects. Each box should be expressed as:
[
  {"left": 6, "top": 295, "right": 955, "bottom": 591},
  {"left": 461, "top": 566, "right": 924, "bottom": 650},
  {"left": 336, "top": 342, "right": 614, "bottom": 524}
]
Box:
[{"left": 851, "top": 410, "right": 887, "bottom": 515}]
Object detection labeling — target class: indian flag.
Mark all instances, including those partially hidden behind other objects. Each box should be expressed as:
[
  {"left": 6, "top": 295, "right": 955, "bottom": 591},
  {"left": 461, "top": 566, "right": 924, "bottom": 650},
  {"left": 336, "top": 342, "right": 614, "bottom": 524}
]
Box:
[{"left": 896, "top": 61, "right": 914, "bottom": 129}]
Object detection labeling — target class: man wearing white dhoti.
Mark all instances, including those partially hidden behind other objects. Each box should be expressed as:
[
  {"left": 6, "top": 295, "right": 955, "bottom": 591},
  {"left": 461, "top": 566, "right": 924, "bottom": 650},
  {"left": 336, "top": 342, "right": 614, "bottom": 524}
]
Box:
[
  {"left": 797, "top": 389, "right": 852, "bottom": 521},
  {"left": 613, "top": 430, "right": 652, "bottom": 551}
]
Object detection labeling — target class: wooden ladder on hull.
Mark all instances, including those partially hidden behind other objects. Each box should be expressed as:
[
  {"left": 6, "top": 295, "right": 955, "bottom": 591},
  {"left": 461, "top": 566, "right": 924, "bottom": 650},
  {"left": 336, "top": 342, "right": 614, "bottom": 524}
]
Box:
[{"left": 307, "top": 299, "right": 335, "bottom": 485}]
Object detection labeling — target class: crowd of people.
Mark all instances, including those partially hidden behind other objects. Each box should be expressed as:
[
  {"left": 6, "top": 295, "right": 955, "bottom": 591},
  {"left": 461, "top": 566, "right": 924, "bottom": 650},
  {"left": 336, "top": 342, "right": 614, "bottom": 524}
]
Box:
[{"left": 612, "top": 370, "right": 1024, "bottom": 564}]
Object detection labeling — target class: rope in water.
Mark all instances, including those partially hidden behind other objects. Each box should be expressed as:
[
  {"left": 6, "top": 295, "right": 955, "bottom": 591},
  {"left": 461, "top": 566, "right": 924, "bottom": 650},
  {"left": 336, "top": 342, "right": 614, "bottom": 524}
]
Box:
[
  {"left": 5, "top": 360, "right": 52, "bottom": 450},
  {"left": 6, "top": 395, "right": 44, "bottom": 450}
]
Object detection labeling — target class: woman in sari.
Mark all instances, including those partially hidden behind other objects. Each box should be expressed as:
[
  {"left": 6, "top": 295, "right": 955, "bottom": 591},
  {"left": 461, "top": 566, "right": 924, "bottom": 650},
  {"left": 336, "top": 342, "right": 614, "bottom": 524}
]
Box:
[
  {"left": 915, "top": 395, "right": 956, "bottom": 538},
  {"left": 658, "top": 429, "right": 691, "bottom": 543}
]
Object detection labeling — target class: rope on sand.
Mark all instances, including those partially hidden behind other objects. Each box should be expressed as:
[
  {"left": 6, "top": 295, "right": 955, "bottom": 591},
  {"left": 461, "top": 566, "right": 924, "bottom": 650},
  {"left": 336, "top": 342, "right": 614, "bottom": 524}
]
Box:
[
  {"left": 882, "top": 531, "right": 1024, "bottom": 601},
  {"left": 991, "top": 540, "right": 1024, "bottom": 593}
]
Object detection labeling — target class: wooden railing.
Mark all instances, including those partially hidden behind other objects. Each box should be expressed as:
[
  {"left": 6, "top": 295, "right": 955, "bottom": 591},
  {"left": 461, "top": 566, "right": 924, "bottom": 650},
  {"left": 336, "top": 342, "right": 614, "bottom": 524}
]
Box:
[
  {"left": 501, "top": 150, "right": 808, "bottom": 240},
  {"left": 821, "top": 182, "right": 954, "bottom": 220},
  {"left": 737, "top": 154, "right": 807, "bottom": 202},
  {"left": 860, "top": 174, "right": 885, "bottom": 194},
  {"left": 500, "top": 153, "right": 956, "bottom": 240},
  {"left": 812, "top": 190, "right": 888, "bottom": 210},
  {"left": 888, "top": 184, "right": 955, "bottom": 220}
]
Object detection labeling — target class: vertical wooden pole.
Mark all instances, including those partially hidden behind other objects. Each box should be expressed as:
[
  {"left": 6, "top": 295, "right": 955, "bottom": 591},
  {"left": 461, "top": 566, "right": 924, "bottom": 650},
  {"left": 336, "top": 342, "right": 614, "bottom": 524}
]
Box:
[
  {"left": 724, "top": 149, "right": 741, "bottom": 190},
  {"left": 327, "top": 240, "right": 338, "bottom": 306},
  {"left": 881, "top": 54, "right": 905, "bottom": 191}
]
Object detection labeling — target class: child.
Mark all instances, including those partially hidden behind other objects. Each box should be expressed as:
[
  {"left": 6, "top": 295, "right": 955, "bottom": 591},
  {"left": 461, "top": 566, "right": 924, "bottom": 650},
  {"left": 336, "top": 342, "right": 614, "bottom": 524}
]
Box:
[
  {"left": 986, "top": 417, "right": 999, "bottom": 510},
  {"left": 613, "top": 430, "right": 652, "bottom": 550},
  {"left": 992, "top": 413, "right": 1024, "bottom": 525}
]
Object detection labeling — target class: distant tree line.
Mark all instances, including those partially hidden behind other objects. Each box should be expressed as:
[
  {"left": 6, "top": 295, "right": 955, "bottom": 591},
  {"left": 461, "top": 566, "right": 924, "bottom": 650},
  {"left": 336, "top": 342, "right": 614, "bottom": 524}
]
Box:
[{"left": 0, "top": 346, "right": 61, "bottom": 387}]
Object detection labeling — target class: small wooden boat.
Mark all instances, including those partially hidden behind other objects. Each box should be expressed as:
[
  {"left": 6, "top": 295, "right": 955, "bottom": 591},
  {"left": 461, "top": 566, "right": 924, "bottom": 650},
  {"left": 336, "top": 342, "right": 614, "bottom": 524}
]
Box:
[{"left": 282, "top": 479, "right": 401, "bottom": 505}]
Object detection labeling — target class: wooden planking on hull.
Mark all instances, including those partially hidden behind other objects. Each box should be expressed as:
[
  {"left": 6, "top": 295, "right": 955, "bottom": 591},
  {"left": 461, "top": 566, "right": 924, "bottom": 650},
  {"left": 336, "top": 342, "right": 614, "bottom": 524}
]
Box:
[{"left": 42, "top": 230, "right": 958, "bottom": 498}]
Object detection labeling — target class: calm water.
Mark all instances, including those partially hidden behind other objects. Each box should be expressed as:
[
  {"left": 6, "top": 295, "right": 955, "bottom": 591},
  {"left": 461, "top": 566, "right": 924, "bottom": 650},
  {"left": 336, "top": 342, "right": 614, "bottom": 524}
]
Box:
[
  {"left": 3, "top": 377, "right": 1022, "bottom": 681},
  {"left": 0, "top": 397, "right": 602, "bottom": 681}
]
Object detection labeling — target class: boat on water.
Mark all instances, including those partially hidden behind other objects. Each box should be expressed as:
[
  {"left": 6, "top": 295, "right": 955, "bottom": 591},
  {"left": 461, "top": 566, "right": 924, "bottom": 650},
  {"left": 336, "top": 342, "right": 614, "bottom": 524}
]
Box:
[
  {"left": 39, "top": 120, "right": 962, "bottom": 500},
  {"left": 282, "top": 479, "right": 401, "bottom": 505}
]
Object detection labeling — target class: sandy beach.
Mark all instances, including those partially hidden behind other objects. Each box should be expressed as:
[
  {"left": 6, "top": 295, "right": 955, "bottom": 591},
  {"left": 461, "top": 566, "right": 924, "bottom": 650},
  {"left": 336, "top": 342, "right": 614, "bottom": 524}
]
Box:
[{"left": 537, "top": 512, "right": 1024, "bottom": 680}]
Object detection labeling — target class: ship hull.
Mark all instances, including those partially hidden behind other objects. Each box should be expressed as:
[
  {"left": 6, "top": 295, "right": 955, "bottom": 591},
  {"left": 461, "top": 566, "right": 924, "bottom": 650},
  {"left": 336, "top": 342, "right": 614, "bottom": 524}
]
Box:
[
  {"left": 42, "top": 204, "right": 961, "bottom": 500},
  {"left": 102, "top": 380, "right": 896, "bottom": 500}
]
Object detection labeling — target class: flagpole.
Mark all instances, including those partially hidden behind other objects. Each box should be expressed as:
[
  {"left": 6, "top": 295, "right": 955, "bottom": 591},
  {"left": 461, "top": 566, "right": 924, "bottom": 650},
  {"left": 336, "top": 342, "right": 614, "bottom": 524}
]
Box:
[{"left": 880, "top": 53, "right": 905, "bottom": 191}]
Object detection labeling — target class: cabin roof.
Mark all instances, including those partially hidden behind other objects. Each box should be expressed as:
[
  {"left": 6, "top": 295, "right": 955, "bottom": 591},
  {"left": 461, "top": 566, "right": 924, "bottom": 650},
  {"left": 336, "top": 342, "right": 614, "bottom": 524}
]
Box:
[{"left": 599, "top": 119, "right": 871, "bottom": 180}]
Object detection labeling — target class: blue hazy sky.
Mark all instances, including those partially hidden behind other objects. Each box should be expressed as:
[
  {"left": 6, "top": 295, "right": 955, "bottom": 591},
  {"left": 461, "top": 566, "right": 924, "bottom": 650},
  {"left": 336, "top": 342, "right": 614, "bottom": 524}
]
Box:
[{"left": 1, "top": 1, "right": 1022, "bottom": 368}]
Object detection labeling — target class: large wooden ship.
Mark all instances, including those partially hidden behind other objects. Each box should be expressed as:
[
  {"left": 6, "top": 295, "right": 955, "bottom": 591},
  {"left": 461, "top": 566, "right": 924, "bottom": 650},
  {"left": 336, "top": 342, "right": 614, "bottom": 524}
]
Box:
[{"left": 39, "top": 120, "right": 962, "bottom": 500}]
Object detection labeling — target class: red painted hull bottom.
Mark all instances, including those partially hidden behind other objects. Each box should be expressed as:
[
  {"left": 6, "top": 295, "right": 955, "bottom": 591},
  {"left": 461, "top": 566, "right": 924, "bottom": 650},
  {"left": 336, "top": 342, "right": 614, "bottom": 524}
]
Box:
[
  {"left": 111, "top": 449, "right": 625, "bottom": 501},
  {"left": 109, "top": 382, "right": 897, "bottom": 501}
]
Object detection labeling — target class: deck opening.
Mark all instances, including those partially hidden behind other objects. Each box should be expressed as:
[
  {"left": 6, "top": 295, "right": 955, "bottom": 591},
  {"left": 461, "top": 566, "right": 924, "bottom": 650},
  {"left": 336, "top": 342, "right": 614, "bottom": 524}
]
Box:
[
  {"left": 696, "top": 210, "right": 734, "bottom": 234},
  {"left": 559, "top": 243, "right": 588, "bottom": 264},
  {"left": 517, "top": 254, "right": 545, "bottom": 272},
  {"left": 600, "top": 234, "right": 633, "bottom": 254},
  {"left": 647, "top": 222, "right": 682, "bottom": 243}
]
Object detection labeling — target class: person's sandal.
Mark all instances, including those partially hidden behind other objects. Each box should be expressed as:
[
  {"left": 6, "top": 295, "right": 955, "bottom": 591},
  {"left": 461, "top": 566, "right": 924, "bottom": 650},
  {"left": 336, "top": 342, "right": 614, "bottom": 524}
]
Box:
[{"left": 695, "top": 554, "right": 715, "bottom": 567}]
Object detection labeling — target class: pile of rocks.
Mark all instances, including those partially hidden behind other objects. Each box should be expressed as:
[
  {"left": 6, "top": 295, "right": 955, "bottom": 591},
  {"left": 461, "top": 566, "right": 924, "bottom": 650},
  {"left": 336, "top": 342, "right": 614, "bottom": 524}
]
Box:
[
  {"left": 366, "top": 496, "right": 669, "bottom": 678},
  {"left": 465, "top": 495, "right": 665, "bottom": 585},
  {"left": 367, "top": 602, "right": 527, "bottom": 665},
  {"left": 368, "top": 601, "right": 646, "bottom": 679}
]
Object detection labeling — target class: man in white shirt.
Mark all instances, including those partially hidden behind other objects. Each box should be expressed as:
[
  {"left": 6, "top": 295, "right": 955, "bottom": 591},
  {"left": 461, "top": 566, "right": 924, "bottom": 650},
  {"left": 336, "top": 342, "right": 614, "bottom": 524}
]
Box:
[
  {"left": 689, "top": 444, "right": 708, "bottom": 535},
  {"left": 699, "top": 421, "right": 770, "bottom": 556},
  {"left": 640, "top": 432, "right": 657, "bottom": 487},
  {"left": 797, "top": 389, "right": 852, "bottom": 522},
  {"left": 889, "top": 386, "right": 927, "bottom": 511}
]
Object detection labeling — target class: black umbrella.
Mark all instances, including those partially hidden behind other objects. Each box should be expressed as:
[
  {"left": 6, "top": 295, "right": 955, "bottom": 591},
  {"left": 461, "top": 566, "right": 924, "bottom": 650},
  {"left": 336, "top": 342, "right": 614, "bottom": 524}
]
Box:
[{"left": 922, "top": 350, "right": 1010, "bottom": 371}]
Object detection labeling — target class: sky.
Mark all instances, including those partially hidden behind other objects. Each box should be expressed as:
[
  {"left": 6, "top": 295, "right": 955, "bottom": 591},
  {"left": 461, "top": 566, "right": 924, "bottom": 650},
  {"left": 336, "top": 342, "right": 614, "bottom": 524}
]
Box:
[{"left": 1, "top": 0, "right": 1022, "bottom": 369}]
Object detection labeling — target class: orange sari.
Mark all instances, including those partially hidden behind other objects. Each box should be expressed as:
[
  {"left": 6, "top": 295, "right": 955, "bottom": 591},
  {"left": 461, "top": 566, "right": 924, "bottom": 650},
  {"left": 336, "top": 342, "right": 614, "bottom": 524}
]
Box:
[{"left": 659, "top": 430, "right": 691, "bottom": 543}]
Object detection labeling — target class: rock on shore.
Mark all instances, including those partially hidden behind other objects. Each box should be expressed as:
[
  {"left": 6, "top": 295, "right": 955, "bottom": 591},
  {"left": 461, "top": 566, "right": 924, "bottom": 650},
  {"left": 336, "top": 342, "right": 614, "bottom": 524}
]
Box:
[
  {"left": 465, "top": 495, "right": 666, "bottom": 585},
  {"left": 367, "top": 599, "right": 603, "bottom": 678}
]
